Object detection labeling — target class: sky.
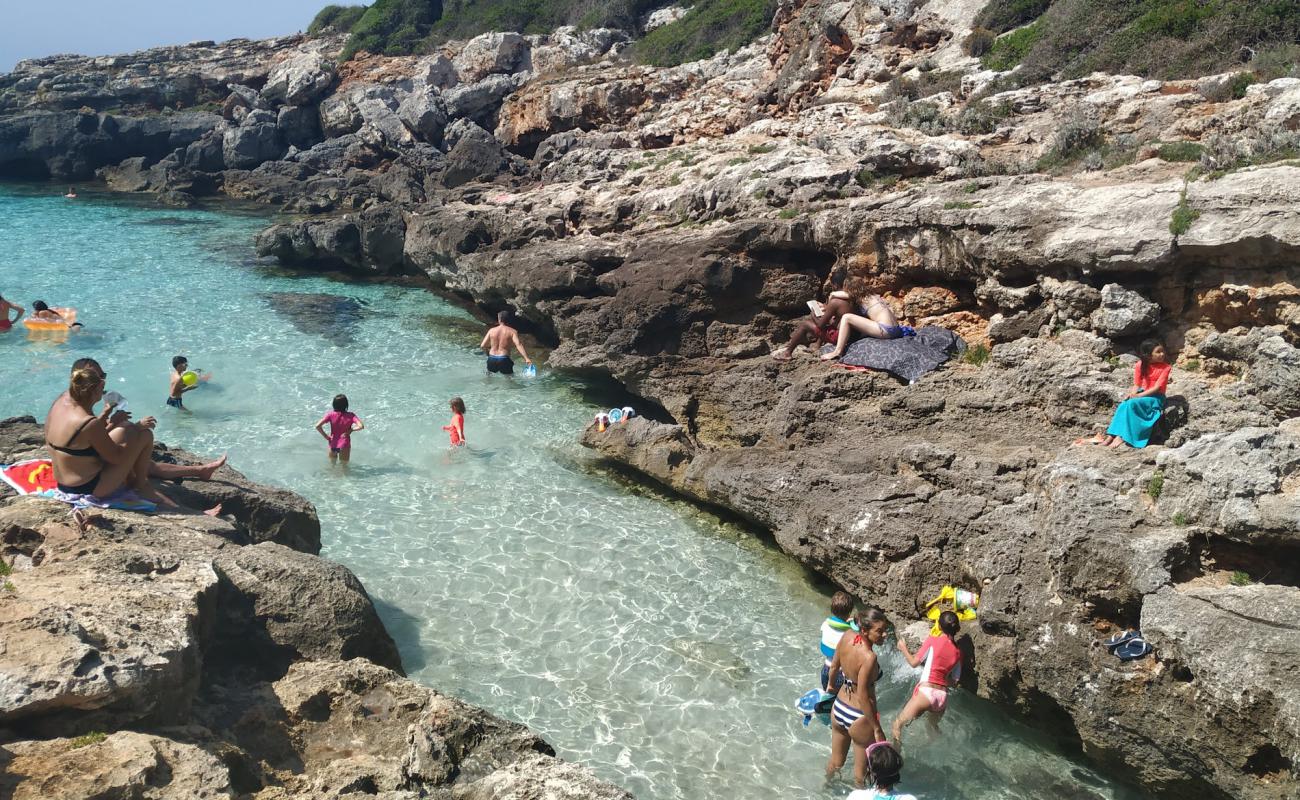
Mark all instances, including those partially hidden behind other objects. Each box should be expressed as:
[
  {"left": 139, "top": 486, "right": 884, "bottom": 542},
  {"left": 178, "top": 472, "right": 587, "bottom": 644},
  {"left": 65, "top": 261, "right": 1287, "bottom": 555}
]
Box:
[{"left": 0, "top": 0, "right": 351, "bottom": 73}]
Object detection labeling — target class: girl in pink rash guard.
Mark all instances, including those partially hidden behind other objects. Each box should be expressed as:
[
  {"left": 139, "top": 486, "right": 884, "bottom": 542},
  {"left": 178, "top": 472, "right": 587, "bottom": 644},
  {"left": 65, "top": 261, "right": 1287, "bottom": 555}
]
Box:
[
  {"left": 891, "top": 610, "right": 963, "bottom": 751},
  {"left": 315, "top": 394, "right": 364, "bottom": 464}
]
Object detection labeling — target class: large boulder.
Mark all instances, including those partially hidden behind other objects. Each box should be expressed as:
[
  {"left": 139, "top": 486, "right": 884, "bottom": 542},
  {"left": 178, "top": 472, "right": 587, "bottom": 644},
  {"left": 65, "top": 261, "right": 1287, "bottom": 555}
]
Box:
[
  {"left": 0, "top": 731, "right": 235, "bottom": 800},
  {"left": 318, "top": 92, "right": 362, "bottom": 138},
  {"left": 416, "top": 53, "right": 460, "bottom": 90},
  {"left": 397, "top": 86, "right": 449, "bottom": 145},
  {"left": 453, "top": 32, "right": 528, "bottom": 84},
  {"left": 212, "top": 542, "right": 403, "bottom": 677},
  {"left": 182, "top": 129, "right": 226, "bottom": 171},
  {"left": 443, "top": 73, "right": 526, "bottom": 127},
  {"left": 221, "top": 109, "right": 285, "bottom": 170},
  {"left": 255, "top": 217, "right": 362, "bottom": 271},
  {"left": 359, "top": 205, "right": 408, "bottom": 273},
  {"left": 1090, "top": 283, "right": 1161, "bottom": 338},
  {"left": 0, "top": 498, "right": 222, "bottom": 737},
  {"left": 1142, "top": 584, "right": 1300, "bottom": 789},
  {"left": 269, "top": 659, "right": 634, "bottom": 799},
  {"left": 441, "top": 121, "right": 510, "bottom": 188},
  {"left": 262, "top": 49, "right": 336, "bottom": 106},
  {"left": 276, "top": 105, "right": 322, "bottom": 150},
  {"left": 1249, "top": 335, "right": 1300, "bottom": 418}
]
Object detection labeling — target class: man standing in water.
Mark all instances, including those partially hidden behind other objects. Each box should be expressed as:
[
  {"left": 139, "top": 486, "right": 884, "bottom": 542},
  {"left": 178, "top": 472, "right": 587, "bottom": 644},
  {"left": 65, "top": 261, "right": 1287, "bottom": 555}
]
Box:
[{"left": 480, "top": 310, "right": 532, "bottom": 375}]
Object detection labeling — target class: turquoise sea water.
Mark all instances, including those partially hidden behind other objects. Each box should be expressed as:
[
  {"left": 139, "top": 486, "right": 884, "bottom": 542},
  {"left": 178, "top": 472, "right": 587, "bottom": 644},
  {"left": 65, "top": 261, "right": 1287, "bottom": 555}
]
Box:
[{"left": 0, "top": 184, "right": 1141, "bottom": 800}]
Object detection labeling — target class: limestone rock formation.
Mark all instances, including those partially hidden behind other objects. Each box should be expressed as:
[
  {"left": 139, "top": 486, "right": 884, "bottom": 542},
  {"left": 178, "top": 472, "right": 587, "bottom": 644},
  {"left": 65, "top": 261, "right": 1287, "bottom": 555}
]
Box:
[
  {"left": 0, "top": 417, "right": 629, "bottom": 799},
  {"left": 4, "top": 2, "right": 1300, "bottom": 796}
]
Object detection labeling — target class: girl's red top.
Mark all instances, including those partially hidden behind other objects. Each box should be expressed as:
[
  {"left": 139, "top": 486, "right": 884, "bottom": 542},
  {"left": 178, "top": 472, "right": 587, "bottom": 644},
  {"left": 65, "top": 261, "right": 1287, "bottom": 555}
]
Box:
[{"left": 1135, "top": 361, "right": 1171, "bottom": 393}]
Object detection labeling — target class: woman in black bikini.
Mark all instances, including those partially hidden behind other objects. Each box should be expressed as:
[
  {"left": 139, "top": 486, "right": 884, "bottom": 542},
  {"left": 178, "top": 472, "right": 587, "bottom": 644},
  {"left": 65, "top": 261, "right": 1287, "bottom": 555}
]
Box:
[
  {"left": 46, "top": 363, "right": 174, "bottom": 505},
  {"left": 825, "top": 607, "right": 890, "bottom": 788}
]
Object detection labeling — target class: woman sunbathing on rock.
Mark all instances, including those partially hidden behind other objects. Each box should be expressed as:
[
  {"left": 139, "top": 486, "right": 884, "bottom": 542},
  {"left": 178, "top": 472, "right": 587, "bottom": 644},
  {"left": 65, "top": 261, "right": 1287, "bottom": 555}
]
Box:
[
  {"left": 825, "top": 607, "right": 890, "bottom": 789},
  {"left": 774, "top": 273, "right": 859, "bottom": 361},
  {"left": 46, "top": 359, "right": 226, "bottom": 509},
  {"left": 820, "top": 294, "right": 911, "bottom": 361},
  {"left": 1074, "top": 340, "right": 1171, "bottom": 449}
]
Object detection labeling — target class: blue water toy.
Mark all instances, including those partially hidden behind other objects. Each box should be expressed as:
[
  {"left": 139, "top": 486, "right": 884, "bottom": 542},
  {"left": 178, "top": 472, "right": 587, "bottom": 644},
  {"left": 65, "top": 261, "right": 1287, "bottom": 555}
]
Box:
[
  {"left": 523, "top": 362, "right": 537, "bottom": 377},
  {"left": 608, "top": 407, "right": 624, "bottom": 424},
  {"left": 795, "top": 688, "right": 836, "bottom": 727}
]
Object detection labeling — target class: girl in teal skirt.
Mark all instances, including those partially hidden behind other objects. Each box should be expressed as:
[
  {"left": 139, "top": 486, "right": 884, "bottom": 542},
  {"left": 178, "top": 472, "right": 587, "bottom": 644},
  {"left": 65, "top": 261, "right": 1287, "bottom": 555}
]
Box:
[{"left": 1075, "top": 341, "right": 1171, "bottom": 449}]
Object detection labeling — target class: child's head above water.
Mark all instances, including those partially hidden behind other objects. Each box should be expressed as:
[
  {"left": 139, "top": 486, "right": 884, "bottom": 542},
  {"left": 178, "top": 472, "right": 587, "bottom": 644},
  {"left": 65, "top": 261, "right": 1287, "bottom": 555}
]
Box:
[
  {"left": 32, "top": 300, "right": 49, "bottom": 312},
  {"left": 333, "top": 394, "right": 349, "bottom": 412},
  {"left": 172, "top": 355, "right": 188, "bottom": 372},
  {"left": 830, "top": 590, "right": 855, "bottom": 620},
  {"left": 867, "top": 741, "right": 903, "bottom": 790},
  {"left": 450, "top": 397, "right": 466, "bottom": 415}
]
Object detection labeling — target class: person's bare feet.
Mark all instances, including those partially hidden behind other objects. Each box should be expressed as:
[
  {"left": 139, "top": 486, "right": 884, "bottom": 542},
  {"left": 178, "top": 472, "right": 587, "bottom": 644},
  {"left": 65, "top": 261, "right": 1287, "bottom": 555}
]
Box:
[
  {"left": 197, "top": 454, "right": 227, "bottom": 480},
  {"left": 1106, "top": 437, "right": 1124, "bottom": 448},
  {"left": 772, "top": 350, "right": 792, "bottom": 362},
  {"left": 203, "top": 503, "right": 223, "bottom": 517},
  {"left": 1072, "top": 434, "right": 1104, "bottom": 446},
  {"left": 820, "top": 351, "right": 842, "bottom": 361}
]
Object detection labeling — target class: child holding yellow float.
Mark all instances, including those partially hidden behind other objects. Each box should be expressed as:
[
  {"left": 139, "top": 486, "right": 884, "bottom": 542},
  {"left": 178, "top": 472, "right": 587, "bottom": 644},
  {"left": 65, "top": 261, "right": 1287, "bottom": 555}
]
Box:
[{"left": 166, "top": 355, "right": 208, "bottom": 410}]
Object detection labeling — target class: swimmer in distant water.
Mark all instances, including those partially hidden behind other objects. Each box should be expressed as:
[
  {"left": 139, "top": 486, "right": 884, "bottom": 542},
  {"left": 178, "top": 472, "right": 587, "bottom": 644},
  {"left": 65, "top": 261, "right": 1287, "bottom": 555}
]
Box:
[
  {"left": 316, "top": 393, "right": 363, "bottom": 464},
  {"left": 480, "top": 310, "right": 532, "bottom": 375},
  {"left": 0, "top": 293, "right": 24, "bottom": 332},
  {"left": 442, "top": 396, "right": 466, "bottom": 446},
  {"left": 64, "top": 186, "right": 77, "bottom": 198}
]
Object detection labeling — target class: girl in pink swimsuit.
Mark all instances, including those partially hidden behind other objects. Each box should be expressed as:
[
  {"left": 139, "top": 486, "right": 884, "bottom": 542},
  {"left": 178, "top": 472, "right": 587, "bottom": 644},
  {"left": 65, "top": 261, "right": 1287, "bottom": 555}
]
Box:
[
  {"left": 891, "top": 610, "right": 963, "bottom": 751},
  {"left": 315, "top": 394, "right": 364, "bottom": 464}
]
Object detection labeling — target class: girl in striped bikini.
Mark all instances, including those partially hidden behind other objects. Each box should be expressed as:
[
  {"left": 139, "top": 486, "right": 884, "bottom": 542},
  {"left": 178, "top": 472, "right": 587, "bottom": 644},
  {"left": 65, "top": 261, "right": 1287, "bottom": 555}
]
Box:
[{"left": 825, "top": 607, "right": 890, "bottom": 788}]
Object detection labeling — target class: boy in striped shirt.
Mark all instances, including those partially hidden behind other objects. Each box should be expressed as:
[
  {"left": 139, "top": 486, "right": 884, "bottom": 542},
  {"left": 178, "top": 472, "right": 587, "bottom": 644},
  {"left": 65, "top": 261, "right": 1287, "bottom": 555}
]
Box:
[{"left": 820, "top": 591, "right": 856, "bottom": 692}]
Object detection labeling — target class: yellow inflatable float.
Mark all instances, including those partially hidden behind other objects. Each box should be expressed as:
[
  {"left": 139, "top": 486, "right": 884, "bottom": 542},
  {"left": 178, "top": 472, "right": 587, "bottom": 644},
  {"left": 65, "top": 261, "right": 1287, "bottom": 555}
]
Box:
[{"left": 924, "top": 585, "right": 979, "bottom": 635}]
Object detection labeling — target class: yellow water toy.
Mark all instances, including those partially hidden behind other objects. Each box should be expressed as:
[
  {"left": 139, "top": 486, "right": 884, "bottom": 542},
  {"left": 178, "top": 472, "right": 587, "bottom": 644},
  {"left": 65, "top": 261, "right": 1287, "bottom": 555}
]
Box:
[
  {"left": 182, "top": 370, "right": 199, "bottom": 387},
  {"left": 924, "top": 585, "right": 979, "bottom": 635},
  {"left": 23, "top": 307, "right": 77, "bottom": 331}
]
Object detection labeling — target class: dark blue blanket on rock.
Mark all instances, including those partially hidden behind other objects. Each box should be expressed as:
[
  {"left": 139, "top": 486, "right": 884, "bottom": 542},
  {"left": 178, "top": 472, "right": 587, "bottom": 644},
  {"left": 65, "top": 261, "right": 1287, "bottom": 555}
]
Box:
[{"left": 828, "top": 326, "right": 966, "bottom": 383}]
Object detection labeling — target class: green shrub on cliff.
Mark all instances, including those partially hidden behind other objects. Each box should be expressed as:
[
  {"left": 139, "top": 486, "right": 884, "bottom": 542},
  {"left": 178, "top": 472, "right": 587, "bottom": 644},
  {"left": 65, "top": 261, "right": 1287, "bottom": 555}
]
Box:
[
  {"left": 973, "top": 0, "right": 1300, "bottom": 81},
  {"left": 342, "top": 0, "right": 439, "bottom": 58},
  {"left": 974, "top": 0, "right": 1052, "bottom": 33},
  {"left": 1170, "top": 187, "right": 1200, "bottom": 235},
  {"left": 960, "top": 344, "right": 990, "bottom": 366},
  {"left": 981, "top": 19, "right": 1044, "bottom": 71},
  {"left": 633, "top": 0, "right": 778, "bottom": 66},
  {"left": 309, "top": 4, "right": 367, "bottom": 35},
  {"left": 70, "top": 731, "right": 107, "bottom": 749},
  {"left": 428, "top": 0, "right": 660, "bottom": 41},
  {"left": 319, "top": 0, "right": 778, "bottom": 66}
]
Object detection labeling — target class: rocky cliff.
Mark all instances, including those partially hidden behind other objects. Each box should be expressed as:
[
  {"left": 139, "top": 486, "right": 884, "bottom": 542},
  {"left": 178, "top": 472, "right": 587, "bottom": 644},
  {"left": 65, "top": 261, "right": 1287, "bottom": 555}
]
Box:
[
  {"left": 2, "top": 1, "right": 1299, "bottom": 797},
  {"left": 0, "top": 417, "right": 631, "bottom": 800}
]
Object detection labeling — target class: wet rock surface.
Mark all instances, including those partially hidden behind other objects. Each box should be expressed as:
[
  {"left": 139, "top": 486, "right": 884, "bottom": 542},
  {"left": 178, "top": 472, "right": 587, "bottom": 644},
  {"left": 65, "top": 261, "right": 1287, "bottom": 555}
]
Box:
[
  {"left": 0, "top": 418, "right": 631, "bottom": 799},
  {"left": 3, "top": 4, "right": 1300, "bottom": 797}
]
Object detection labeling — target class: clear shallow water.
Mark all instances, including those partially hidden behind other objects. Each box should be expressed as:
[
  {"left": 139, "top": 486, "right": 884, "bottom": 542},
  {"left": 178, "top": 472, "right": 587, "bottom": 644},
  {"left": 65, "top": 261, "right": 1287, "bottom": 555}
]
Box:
[{"left": 0, "top": 185, "right": 1141, "bottom": 800}]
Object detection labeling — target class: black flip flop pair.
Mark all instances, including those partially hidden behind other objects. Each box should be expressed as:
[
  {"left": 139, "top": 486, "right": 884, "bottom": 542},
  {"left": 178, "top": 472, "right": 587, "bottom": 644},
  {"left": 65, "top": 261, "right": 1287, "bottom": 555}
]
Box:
[{"left": 1103, "top": 630, "right": 1152, "bottom": 661}]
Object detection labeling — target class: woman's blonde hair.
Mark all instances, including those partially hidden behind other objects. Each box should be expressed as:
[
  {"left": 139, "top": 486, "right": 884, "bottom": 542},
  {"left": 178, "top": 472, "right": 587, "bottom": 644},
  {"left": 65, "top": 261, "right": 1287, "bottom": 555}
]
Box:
[{"left": 69, "top": 367, "right": 103, "bottom": 404}]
